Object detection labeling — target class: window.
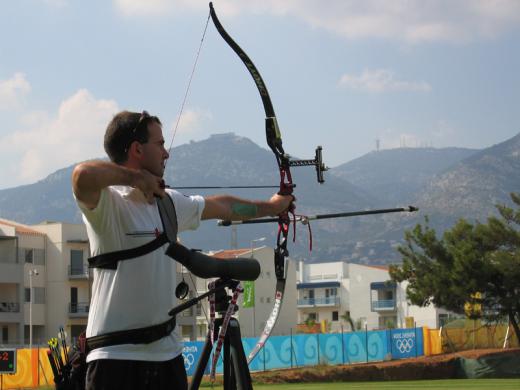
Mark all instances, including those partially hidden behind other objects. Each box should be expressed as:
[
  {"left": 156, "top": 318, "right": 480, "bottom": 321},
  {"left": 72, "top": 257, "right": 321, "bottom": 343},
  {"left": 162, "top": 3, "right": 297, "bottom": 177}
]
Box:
[
  {"left": 34, "top": 287, "right": 46, "bottom": 304},
  {"left": 325, "top": 288, "right": 337, "bottom": 297},
  {"left": 33, "top": 248, "right": 45, "bottom": 265},
  {"left": 308, "top": 289, "right": 315, "bottom": 299},
  {"left": 25, "top": 249, "right": 33, "bottom": 263},
  {"left": 332, "top": 311, "right": 339, "bottom": 321},
  {"left": 308, "top": 313, "right": 318, "bottom": 321},
  {"left": 70, "top": 250, "right": 84, "bottom": 274},
  {"left": 25, "top": 287, "right": 45, "bottom": 303}
]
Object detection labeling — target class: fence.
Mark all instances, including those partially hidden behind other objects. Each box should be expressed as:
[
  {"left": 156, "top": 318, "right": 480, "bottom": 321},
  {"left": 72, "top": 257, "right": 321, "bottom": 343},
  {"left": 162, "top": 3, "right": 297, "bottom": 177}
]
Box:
[
  {"left": 182, "top": 326, "right": 425, "bottom": 376},
  {"left": 439, "top": 321, "right": 519, "bottom": 352},
  {"left": 3, "top": 324, "right": 516, "bottom": 388}
]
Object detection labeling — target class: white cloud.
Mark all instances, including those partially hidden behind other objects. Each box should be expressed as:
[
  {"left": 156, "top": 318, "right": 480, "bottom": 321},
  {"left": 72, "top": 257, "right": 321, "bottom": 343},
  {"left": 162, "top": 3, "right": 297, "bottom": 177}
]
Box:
[
  {"left": 339, "top": 69, "right": 431, "bottom": 93},
  {"left": 0, "top": 89, "right": 119, "bottom": 184},
  {"left": 113, "top": 0, "right": 520, "bottom": 43},
  {"left": 0, "top": 73, "right": 31, "bottom": 110},
  {"left": 166, "top": 107, "right": 213, "bottom": 146}
]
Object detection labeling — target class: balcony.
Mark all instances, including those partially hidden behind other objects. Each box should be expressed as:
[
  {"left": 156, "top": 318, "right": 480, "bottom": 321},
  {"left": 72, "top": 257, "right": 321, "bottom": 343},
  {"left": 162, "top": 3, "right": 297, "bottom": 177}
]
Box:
[
  {"left": 69, "top": 302, "right": 89, "bottom": 318},
  {"left": 0, "top": 302, "right": 20, "bottom": 313},
  {"left": 297, "top": 296, "right": 340, "bottom": 307},
  {"left": 68, "top": 266, "right": 89, "bottom": 280},
  {"left": 371, "top": 299, "right": 396, "bottom": 311}
]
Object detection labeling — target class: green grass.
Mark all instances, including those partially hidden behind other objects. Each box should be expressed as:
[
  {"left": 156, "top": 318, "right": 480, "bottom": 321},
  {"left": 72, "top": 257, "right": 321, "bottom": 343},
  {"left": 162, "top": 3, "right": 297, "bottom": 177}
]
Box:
[
  {"left": 37, "top": 378, "right": 520, "bottom": 389},
  {"left": 251, "top": 379, "right": 520, "bottom": 390}
]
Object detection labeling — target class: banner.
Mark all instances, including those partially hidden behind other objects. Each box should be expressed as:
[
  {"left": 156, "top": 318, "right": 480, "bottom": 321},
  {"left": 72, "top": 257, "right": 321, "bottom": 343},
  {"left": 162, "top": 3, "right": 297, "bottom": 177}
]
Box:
[{"left": 242, "top": 281, "right": 255, "bottom": 308}]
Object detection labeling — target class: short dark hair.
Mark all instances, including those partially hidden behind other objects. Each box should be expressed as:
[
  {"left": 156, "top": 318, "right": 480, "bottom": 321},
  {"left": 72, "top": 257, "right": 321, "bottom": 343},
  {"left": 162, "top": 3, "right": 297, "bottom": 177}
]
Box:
[{"left": 104, "top": 111, "right": 162, "bottom": 164}]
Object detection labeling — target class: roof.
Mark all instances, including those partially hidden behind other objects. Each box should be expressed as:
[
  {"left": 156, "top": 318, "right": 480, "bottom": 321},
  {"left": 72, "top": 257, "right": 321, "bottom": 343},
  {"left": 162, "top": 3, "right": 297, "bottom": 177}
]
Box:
[
  {"left": 0, "top": 218, "right": 45, "bottom": 236},
  {"left": 210, "top": 249, "right": 252, "bottom": 259},
  {"left": 297, "top": 281, "right": 341, "bottom": 289},
  {"left": 361, "top": 264, "right": 390, "bottom": 271},
  {"left": 370, "top": 281, "right": 397, "bottom": 290}
]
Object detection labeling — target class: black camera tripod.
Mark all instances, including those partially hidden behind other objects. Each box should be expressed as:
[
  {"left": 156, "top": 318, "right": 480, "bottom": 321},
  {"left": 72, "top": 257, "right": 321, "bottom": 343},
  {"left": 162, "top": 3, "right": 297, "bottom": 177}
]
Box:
[{"left": 169, "top": 278, "right": 253, "bottom": 390}]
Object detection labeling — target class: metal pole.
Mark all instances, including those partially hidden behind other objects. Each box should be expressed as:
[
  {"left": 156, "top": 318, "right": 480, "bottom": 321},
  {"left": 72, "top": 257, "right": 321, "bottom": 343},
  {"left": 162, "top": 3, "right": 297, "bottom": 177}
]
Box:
[
  {"left": 341, "top": 325, "right": 345, "bottom": 364},
  {"left": 414, "top": 321, "right": 418, "bottom": 357},
  {"left": 263, "top": 343, "right": 266, "bottom": 372},
  {"left": 317, "top": 333, "right": 320, "bottom": 365},
  {"left": 290, "top": 328, "right": 293, "bottom": 368},
  {"left": 29, "top": 270, "right": 33, "bottom": 352},
  {"left": 365, "top": 324, "right": 368, "bottom": 363}
]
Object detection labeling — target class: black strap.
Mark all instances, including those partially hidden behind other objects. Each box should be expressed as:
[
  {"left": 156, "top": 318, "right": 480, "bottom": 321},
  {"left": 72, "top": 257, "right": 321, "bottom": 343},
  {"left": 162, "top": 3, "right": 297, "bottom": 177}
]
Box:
[
  {"left": 86, "top": 316, "right": 176, "bottom": 353},
  {"left": 88, "top": 233, "right": 168, "bottom": 269}
]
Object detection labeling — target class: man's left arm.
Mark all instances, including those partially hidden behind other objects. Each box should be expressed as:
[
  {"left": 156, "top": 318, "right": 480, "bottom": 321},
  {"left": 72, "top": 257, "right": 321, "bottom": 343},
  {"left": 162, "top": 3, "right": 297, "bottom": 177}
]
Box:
[{"left": 201, "top": 194, "right": 293, "bottom": 221}]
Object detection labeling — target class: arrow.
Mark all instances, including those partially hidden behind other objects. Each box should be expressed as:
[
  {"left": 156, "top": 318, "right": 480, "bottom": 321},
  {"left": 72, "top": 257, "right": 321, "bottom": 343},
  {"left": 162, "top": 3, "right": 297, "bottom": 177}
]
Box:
[{"left": 218, "top": 206, "right": 419, "bottom": 226}]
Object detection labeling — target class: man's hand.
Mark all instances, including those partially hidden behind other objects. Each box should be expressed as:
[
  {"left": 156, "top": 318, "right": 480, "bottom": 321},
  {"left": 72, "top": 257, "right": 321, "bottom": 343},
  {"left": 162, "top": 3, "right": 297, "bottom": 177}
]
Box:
[
  {"left": 133, "top": 169, "right": 167, "bottom": 204},
  {"left": 72, "top": 160, "right": 167, "bottom": 209},
  {"left": 268, "top": 193, "right": 295, "bottom": 216}
]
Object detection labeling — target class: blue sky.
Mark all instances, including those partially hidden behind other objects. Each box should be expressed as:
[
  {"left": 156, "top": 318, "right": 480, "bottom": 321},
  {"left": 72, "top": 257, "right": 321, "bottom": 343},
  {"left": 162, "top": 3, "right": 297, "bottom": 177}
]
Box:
[{"left": 1, "top": 0, "right": 519, "bottom": 189}]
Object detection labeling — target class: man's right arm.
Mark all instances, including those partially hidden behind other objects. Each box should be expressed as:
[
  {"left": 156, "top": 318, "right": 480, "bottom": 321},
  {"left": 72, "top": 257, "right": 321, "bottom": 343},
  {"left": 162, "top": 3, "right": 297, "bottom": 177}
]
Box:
[{"left": 72, "top": 161, "right": 165, "bottom": 210}]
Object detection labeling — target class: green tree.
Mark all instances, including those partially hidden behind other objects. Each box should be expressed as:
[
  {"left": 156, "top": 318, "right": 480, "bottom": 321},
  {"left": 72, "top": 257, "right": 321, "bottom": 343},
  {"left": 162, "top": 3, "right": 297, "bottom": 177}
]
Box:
[{"left": 389, "top": 193, "right": 520, "bottom": 341}]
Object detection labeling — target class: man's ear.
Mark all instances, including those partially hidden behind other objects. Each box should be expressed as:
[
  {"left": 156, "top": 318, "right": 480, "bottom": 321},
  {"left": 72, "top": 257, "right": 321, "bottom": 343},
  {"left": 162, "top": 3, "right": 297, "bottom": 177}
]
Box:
[{"left": 127, "top": 140, "right": 145, "bottom": 163}]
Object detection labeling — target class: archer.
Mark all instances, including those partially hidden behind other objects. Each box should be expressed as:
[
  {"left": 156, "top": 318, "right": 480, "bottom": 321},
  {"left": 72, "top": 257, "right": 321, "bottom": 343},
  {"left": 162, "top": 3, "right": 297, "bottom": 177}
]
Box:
[{"left": 71, "top": 110, "right": 293, "bottom": 389}]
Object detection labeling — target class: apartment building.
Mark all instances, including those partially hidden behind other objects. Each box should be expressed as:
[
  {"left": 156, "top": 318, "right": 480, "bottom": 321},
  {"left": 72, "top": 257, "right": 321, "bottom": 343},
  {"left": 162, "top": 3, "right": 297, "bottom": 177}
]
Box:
[
  {"left": 0, "top": 219, "right": 46, "bottom": 345},
  {"left": 0, "top": 218, "right": 90, "bottom": 345},
  {"left": 297, "top": 261, "right": 450, "bottom": 332}
]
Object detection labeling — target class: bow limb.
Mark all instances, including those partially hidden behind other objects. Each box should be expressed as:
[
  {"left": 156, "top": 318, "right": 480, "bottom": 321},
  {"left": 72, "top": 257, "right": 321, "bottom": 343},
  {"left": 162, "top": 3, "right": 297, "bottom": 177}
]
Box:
[{"left": 209, "top": 2, "right": 292, "bottom": 364}]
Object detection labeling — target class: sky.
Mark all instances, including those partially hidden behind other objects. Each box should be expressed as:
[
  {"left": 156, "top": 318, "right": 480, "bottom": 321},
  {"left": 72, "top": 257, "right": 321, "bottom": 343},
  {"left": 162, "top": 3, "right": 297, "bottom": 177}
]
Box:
[{"left": 1, "top": 0, "right": 519, "bottom": 190}]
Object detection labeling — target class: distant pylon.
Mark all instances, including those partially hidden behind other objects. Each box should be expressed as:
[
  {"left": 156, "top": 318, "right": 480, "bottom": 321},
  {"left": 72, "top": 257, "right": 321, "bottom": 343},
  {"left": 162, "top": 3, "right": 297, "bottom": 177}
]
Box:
[{"left": 231, "top": 226, "right": 238, "bottom": 249}]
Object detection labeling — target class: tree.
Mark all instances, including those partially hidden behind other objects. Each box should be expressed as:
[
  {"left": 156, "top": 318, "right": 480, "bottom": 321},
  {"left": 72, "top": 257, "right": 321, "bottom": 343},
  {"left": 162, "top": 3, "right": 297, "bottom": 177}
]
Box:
[
  {"left": 389, "top": 193, "right": 520, "bottom": 341},
  {"left": 340, "top": 311, "right": 356, "bottom": 331}
]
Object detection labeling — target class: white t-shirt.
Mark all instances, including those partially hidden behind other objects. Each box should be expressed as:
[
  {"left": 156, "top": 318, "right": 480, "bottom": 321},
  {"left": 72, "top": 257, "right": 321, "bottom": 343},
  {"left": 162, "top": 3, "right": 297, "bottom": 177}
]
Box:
[{"left": 77, "top": 186, "right": 205, "bottom": 363}]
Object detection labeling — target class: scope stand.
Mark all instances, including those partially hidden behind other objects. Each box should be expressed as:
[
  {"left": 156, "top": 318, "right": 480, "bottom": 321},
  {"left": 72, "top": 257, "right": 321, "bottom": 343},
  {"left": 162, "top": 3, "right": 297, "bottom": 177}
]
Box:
[{"left": 189, "top": 281, "right": 252, "bottom": 390}]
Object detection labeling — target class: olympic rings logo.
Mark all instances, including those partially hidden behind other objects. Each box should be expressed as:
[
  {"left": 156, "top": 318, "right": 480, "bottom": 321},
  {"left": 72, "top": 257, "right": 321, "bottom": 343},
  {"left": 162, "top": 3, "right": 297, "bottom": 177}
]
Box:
[
  {"left": 183, "top": 353, "right": 195, "bottom": 370},
  {"left": 395, "top": 338, "right": 414, "bottom": 353}
]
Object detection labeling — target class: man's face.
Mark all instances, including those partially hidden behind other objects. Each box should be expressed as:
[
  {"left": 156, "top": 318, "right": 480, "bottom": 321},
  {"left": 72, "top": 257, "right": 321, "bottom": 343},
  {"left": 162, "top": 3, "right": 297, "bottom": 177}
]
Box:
[{"left": 139, "top": 122, "right": 169, "bottom": 177}]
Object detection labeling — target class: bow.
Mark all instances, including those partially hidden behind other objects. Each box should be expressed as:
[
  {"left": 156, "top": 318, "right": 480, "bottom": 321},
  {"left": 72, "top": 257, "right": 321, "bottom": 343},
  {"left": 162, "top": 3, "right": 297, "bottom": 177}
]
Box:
[{"left": 209, "top": 2, "right": 327, "bottom": 363}]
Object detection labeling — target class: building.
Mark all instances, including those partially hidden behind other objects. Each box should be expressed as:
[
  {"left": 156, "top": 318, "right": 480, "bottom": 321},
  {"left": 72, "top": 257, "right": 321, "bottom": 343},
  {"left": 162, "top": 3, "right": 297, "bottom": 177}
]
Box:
[
  {"left": 297, "top": 261, "right": 450, "bottom": 332},
  {"left": 1, "top": 215, "right": 297, "bottom": 345},
  {"left": 0, "top": 218, "right": 90, "bottom": 346}
]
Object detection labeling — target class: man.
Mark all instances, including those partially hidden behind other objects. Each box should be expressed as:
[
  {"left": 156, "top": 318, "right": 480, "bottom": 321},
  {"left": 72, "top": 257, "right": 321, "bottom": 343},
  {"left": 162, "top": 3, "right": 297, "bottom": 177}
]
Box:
[{"left": 72, "top": 110, "right": 292, "bottom": 389}]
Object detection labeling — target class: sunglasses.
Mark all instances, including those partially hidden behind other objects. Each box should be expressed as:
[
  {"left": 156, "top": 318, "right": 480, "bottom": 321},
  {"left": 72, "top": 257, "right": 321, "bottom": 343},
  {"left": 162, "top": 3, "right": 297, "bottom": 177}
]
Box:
[{"left": 125, "top": 111, "right": 151, "bottom": 153}]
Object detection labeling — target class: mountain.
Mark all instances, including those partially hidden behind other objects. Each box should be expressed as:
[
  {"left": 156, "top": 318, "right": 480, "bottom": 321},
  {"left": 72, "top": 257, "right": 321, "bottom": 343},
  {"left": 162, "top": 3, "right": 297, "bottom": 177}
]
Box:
[
  {"left": 1, "top": 132, "right": 518, "bottom": 265},
  {"left": 0, "top": 133, "right": 378, "bottom": 261},
  {"left": 412, "top": 133, "right": 520, "bottom": 228},
  {"left": 330, "top": 147, "right": 478, "bottom": 204}
]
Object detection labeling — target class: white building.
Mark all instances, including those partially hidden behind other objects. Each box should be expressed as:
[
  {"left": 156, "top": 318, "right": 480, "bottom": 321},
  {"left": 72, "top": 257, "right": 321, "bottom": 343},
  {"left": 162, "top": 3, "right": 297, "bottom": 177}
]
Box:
[
  {"left": 297, "top": 261, "right": 450, "bottom": 332},
  {"left": 0, "top": 218, "right": 90, "bottom": 345},
  {"left": 1, "top": 216, "right": 297, "bottom": 345}
]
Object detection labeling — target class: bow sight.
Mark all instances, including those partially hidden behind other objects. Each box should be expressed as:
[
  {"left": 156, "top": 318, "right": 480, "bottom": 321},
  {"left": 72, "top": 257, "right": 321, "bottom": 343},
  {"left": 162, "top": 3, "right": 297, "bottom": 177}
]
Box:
[{"left": 287, "top": 145, "right": 328, "bottom": 184}]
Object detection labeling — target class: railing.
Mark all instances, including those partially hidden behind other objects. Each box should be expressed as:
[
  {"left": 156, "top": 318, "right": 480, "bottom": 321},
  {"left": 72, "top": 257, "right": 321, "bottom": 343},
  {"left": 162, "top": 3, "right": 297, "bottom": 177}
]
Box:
[
  {"left": 69, "top": 302, "right": 89, "bottom": 317},
  {"left": 371, "top": 299, "right": 396, "bottom": 310},
  {"left": 297, "top": 296, "right": 340, "bottom": 306},
  {"left": 0, "top": 256, "right": 18, "bottom": 264},
  {"left": 68, "top": 265, "right": 89, "bottom": 279},
  {"left": 0, "top": 302, "right": 20, "bottom": 312}
]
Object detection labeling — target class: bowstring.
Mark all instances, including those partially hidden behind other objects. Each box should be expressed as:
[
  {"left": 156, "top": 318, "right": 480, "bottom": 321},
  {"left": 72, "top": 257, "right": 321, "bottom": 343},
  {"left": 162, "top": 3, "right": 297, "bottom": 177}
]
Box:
[
  {"left": 165, "top": 11, "right": 211, "bottom": 165},
  {"left": 167, "top": 11, "right": 212, "bottom": 326}
]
